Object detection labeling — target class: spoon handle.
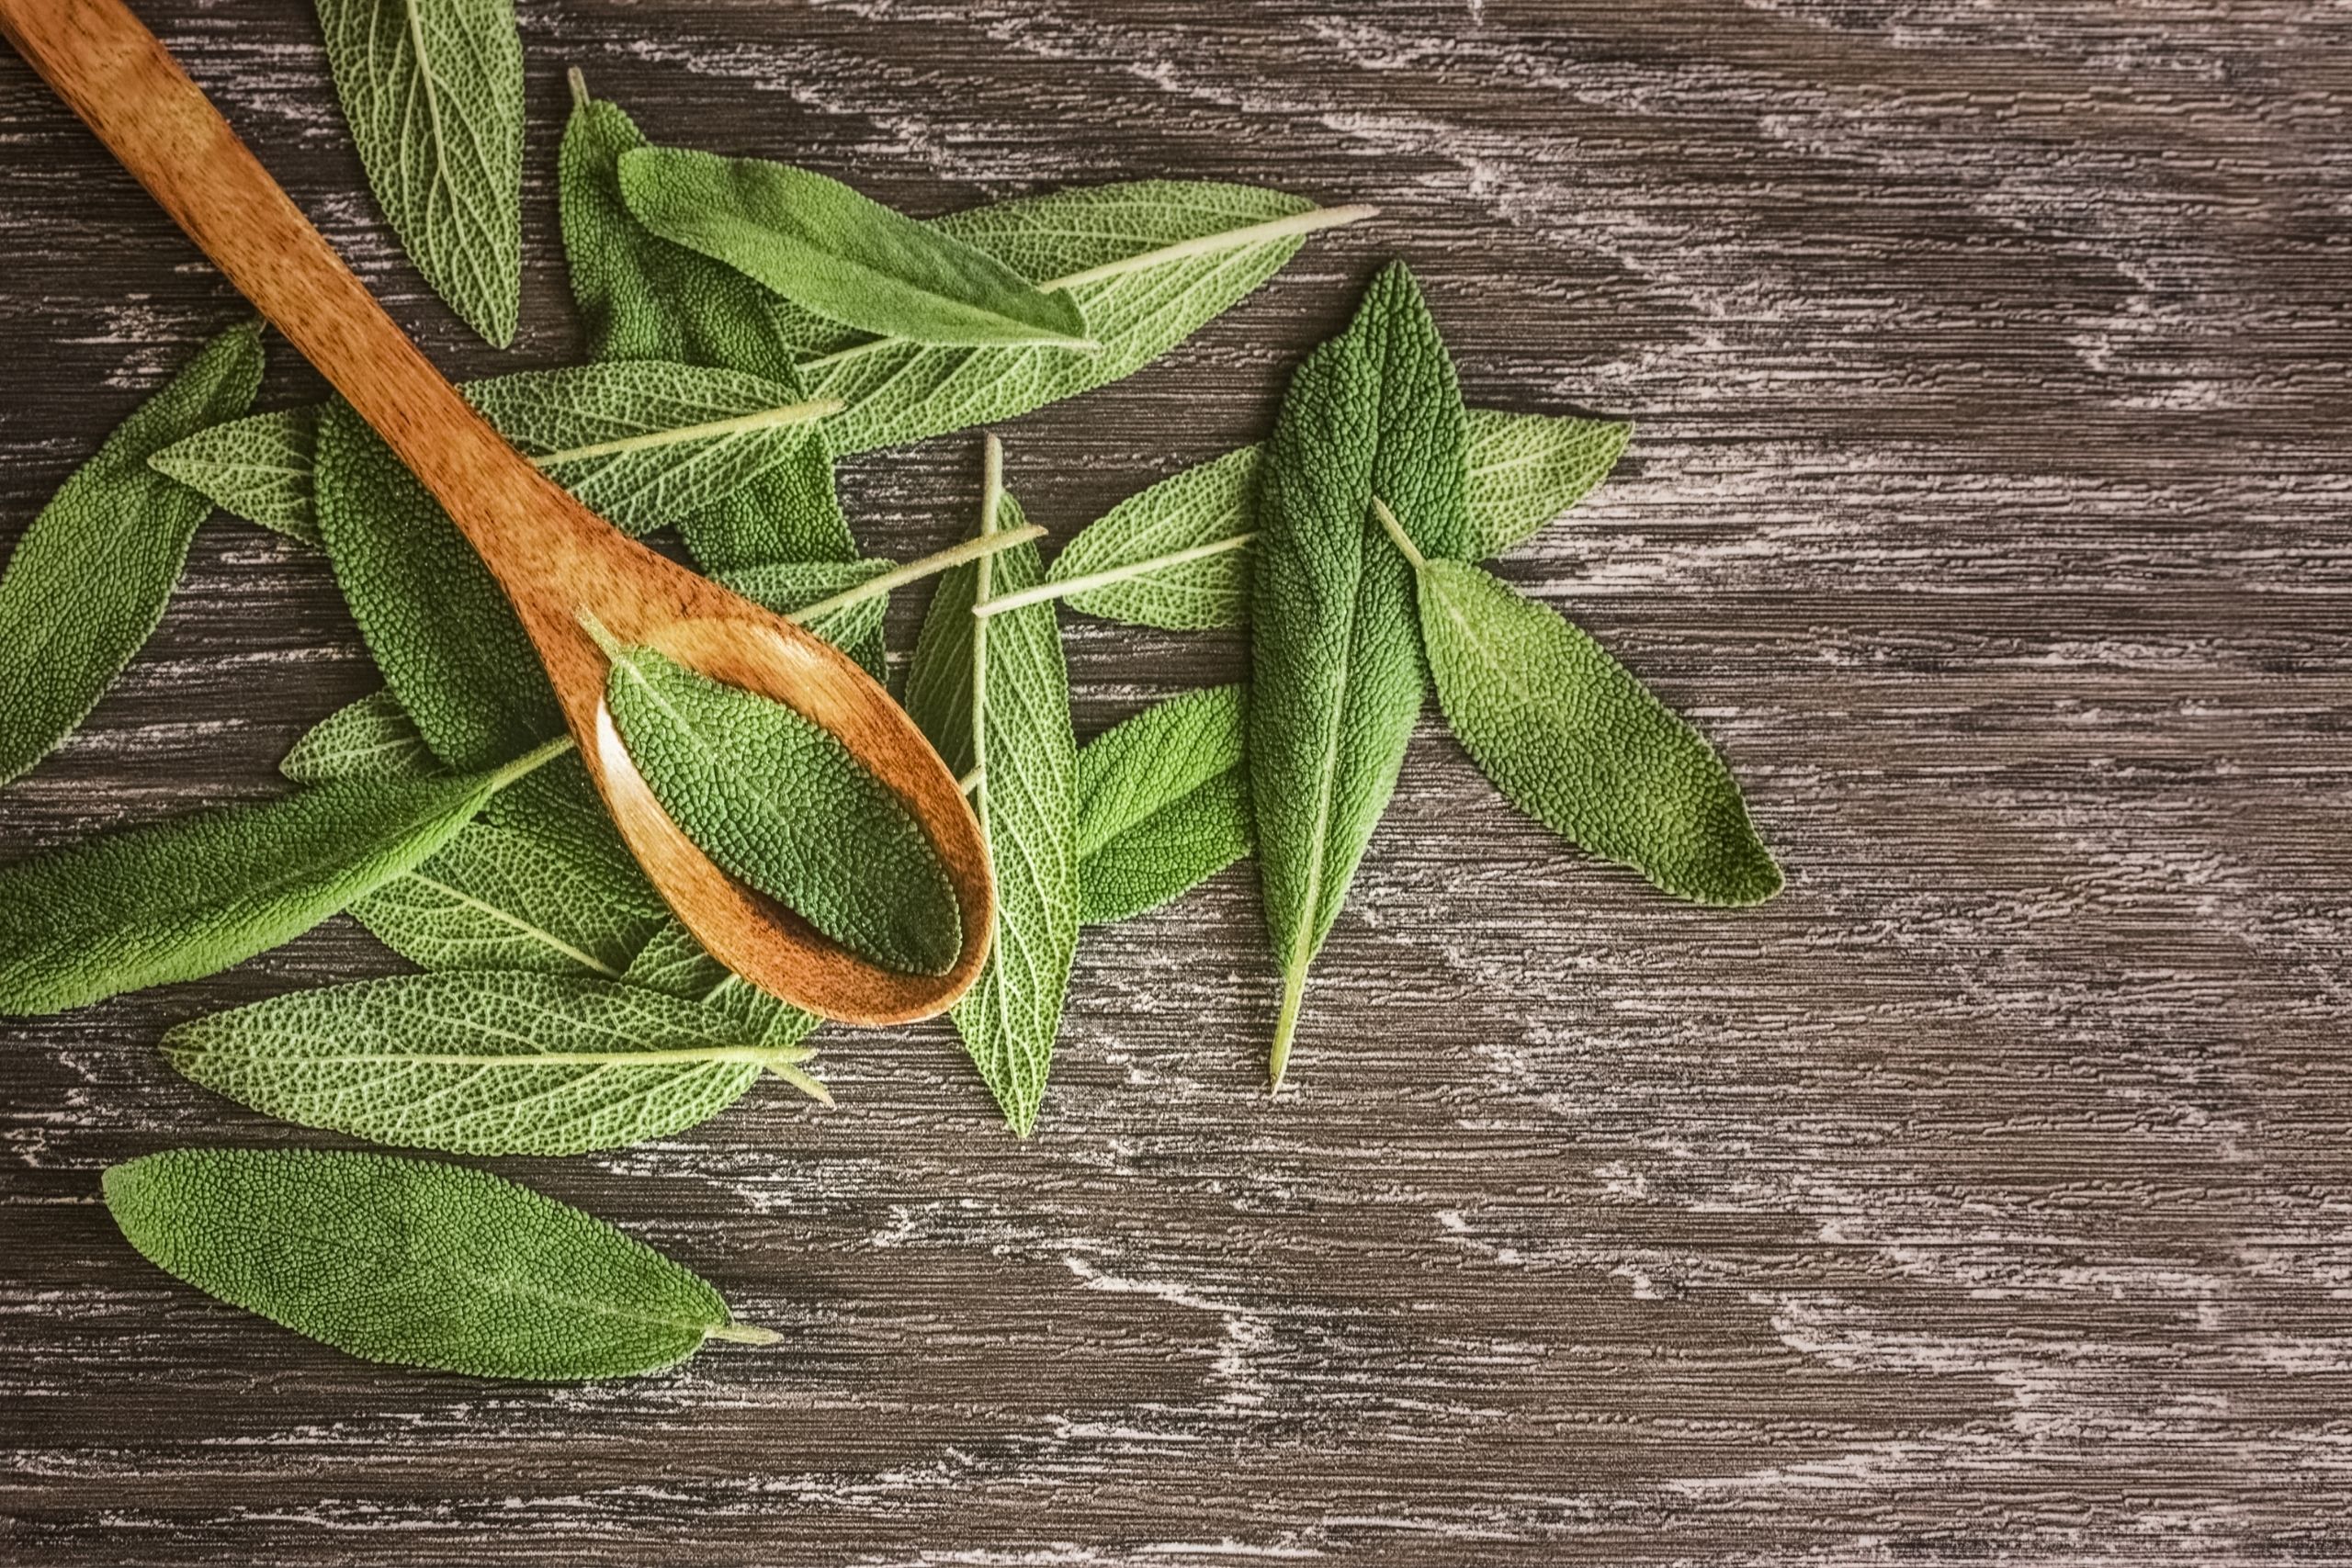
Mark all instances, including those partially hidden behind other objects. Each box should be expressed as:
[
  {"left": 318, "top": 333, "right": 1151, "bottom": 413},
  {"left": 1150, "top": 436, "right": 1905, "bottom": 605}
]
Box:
[{"left": 0, "top": 0, "right": 604, "bottom": 586}]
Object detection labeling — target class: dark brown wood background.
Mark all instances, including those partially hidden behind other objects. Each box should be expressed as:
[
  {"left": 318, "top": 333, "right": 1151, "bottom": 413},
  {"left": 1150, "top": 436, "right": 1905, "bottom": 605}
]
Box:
[{"left": 2, "top": 1, "right": 2346, "bottom": 1562}]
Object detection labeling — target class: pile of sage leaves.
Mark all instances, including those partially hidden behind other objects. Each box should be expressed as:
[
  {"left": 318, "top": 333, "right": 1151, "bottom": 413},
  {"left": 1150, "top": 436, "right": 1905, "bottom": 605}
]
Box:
[{"left": 0, "top": 0, "right": 1778, "bottom": 1382}]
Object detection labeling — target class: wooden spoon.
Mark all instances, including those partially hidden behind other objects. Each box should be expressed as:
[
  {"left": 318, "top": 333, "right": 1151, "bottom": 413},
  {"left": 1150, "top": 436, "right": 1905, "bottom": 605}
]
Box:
[{"left": 0, "top": 0, "right": 993, "bottom": 1025}]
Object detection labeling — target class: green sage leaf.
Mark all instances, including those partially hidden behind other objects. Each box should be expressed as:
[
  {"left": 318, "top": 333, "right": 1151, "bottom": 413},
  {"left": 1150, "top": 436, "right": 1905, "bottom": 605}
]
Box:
[
  {"left": 163, "top": 971, "right": 805, "bottom": 1155},
  {"left": 153, "top": 361, "right": 837, "bottom": 549},
  {"left": 1077, "top": 682, "right": 1250, "bottom": 926},
  {"left": 558, "top": 82, "right": 861, "bottom": 575},
  {"left": 1076, "top": 684, "right": 1252, "bottom": 926},
  {"left": 904, "top": 482, "right": 1077, "bottom": 1134},
  {"left": 349, "top": 821, "right": 664, "bottom": 978},
  {"left": 715, "top": 558, "right": 893, "bottom": 654},
  {"left": 0, "top": 322, "right": 263, "bottom": 785},
  {"left": 1410, "top": 554, "right": 1781, "bottom": 906},
  {"left": 0, "top": 751, "right": 548, "bottom": 1015},
  {"left": 104, "top": 1147, "right": 775, "bottom": 1380},
  {"left": 280, "top": 689, "right": 440, "bottom": 784},
  {"left": 1041, "top": 407, "right": 1627, "bottom": 631},
  {"left": 622, "top": 916, "right": 824, "bottom": 1100},
  {"left": 619, "top": 146, "right": 1091, "bottom": 348},
  {"left": 593, "top": 629, "right": 962, "bottom": 976},
  {"left": 314, "top": 0, "right": 524, "bottom": 345},
  {"left": 788, "top": 182, "right": 1362, "bottom": 455},
  {"left": 316, "top": 400, "right": 557, "bottom": 771},
  {"left": 1250, "top": 262, "right": 1470, "bottom": 1089},
  {"left": 146, "top": 405, "right": 315, "bottom": 545}
]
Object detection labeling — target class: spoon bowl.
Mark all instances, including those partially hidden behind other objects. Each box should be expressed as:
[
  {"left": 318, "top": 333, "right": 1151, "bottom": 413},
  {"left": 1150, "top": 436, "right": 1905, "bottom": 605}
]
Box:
[{"left": 0, "top": 0, "right": 994, "bottom": 1024}]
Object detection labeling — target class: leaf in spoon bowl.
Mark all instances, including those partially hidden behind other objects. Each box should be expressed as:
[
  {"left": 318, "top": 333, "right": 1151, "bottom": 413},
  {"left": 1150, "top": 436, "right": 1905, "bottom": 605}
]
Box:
[
  {"left": 590, "top": 629, "right": 963, "bottom": 977},
  {"left": 619, "top": 146, "right": 1092, "bottom": 349},
  {"left": 163, "top": 971, "right": 804, "bottom": 1155},
  {"left": 104, "top": 1147, "right": 775, "bottom": 1380}
]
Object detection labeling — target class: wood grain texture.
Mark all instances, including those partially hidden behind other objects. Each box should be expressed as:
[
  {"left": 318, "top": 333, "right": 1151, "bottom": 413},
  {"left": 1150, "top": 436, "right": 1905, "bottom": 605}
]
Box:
[{"left": 1, "top": 1, "right": 2346, "bottom": 1562}]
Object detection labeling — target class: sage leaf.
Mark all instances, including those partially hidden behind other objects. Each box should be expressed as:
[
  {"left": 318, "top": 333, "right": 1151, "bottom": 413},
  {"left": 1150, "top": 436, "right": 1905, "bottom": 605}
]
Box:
[
  {"left": 154, "top": 362, "right": 836, "bottom": 549},
  {"left": 104, "top": 1147, "right": 775, "bottom": 1380},
  {"left": 620, "top": 146, "right": 1092, "bottom": 349},
  {"left": 349, "top": 821, "right": 664, "bottom": 978},
  {"left": 790, "top": 182, "right": 1371, "bottom": 456},
  {"left": 559, "top": 79, "right": 861, "bottom": 575},
  {"left": 283, "top": 690, "right": 666, "bottom": 970},
  {"left": 716, "top": 558, "right": 894, "bottom": 654},
  {"left": 316, "top": 400, "right": 557, "bottom": 771},
  {"left": 1032, "top": 408, "right": 1628, "bottom": 632},
  {"left": 147, "top": 405, "right": 315, "bottom": 545},
  {"left": 314, "top": 0, "right": 523, "bottom": 345},
  {"left": 280, "top": 689, "right": 440, "bottom": 784},
  {"left": 0, "top": 322, "right": 263, "bottom": 785},
  {"left": 590, "top": 626, "right": 962, "bottom": 976},
  {"left": 1251, "top": 262, "right": 1470, "bottom": 1089},
  {"left": 0, "top": 741, "right": 560, "bottom": 1016},
  {"left": 1400, "top": 541, "right": 1781, "bottom": 907},
  {"left": 163, "top": 972, "right": 808, "bottom": 1155},
  {"left": 904, "top": 461, "right": 1077, "bottom": 1134},
  {"left": 1459, "top": 408, "right": 1632, "bottom": 559},
  {"left": 623, "top": 916, "right": 824, "bottom": 1101},
  {"left": 1076, "top": 684, "right": 1252, "bottom": 926}
]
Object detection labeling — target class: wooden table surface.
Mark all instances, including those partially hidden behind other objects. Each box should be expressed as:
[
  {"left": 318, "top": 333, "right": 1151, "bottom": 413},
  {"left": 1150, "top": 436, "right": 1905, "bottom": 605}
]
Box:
[{"left": 2, "top": 2, "right": 2345, "bottom": 1562}]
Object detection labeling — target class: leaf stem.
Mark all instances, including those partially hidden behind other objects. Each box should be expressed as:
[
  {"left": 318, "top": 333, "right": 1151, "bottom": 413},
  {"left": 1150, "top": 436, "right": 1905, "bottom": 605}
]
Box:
[
  {"left": 567, "top": 65, "right": 590, "bottom": 111},
  {"left": 532, "top": 400, "right": 843, "bottom": 468},
  {"left": 769, "top": 1061, "right": 835, "bottom": 1106},
  {"left": 706, "top": 1322, "right": 783, "bottom": 1345},
  {"left": 1040, "top": 203, "right": 1379, "bottom": 293},
  {"left": 785, "top": 524, "right": 1045, "bottom": 626},
  {"left": 972, "top": 529, "right": 1256, "bottom": 618},
  {"left": 969, "top": 436, "right": 1003, "bottom": 796},
  {"left": 1268, "top": 962, "right": 1307, "bottom": 1093},
  {"left": 956, "top": 765, "right": 985, "bottom": 796},
  {"left": 1369, "top": 495, "right": 1427, "bottom": 571},
  {"left": 487, "top": 733, "right": 578, "bottom": 793}
]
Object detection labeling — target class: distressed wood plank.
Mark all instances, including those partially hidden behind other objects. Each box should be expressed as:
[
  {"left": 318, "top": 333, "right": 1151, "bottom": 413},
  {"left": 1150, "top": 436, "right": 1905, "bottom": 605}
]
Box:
[{"left": 0, "top": 1, "right": 2346, "bottom": 1562}]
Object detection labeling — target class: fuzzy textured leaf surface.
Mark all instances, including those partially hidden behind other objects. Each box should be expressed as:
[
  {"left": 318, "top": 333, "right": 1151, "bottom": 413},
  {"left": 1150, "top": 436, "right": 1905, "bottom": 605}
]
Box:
[
  {"left": 350, "top": 822, "right": 664, "bottom": 978},
  {"left": 154, "top": 363, "right": 836, "bottom": 551},
  {"left": 164, "top": 972, "right": 801, "bottom": 1155},
  {"left": 0, "top": 764, "right": 513, "bottom": 1016},
  {"left": 1460, "top": 409, "right": 1632, "bottom": 559},
  {"left": 904, "top": 491, "right": 1077, "bottom": 1134},
  {"left": 104, "top": 1148, "right": 770, "bottom": 1380},
  {"left": 1415, "top": 558, "right": 1781, "bottom": 906},
  {"left": 1250, "top": 262, "right": 1471, "bottom": 1085},
  {"left": 147, "top": 405, "right": 315, "bottom": 545},
  {"left": 282, "top": 691, "right": 665, "bottom": 969},
  {"left": 622, "top": 917, "right": 822, "bottom": 1094},
  {"left": 316, "top": 401, "right": 557, "bottom": 771},
  {"left": 314, "top": 0, "right": 523, "bottom": 345},
  {"left": 620, "top": 146, "right": 1090, "bottom": 348},
  {"left": 1046, "top": 408, "right": 1626, "bottom": 631},
  {"left": 559, "top": 85, "right": 860, "bottom": 574},
  {"left": 788, "top": 182, "right": 1336, "bottom": 455},
  {"left": 280, "top": 689, "right": 441, "bottom": 784},
  {"left": 1076, "top": 684, "right": 1252, "bottom": 925},
  {"left": 716, "top": 558, "right": 893, "bottom": 654},
  {"left": 598, "top": 635, "right": 961, "bottom": 976},
  {"left": 0, "top": 322, "right": 262, "bottom": 786}
]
